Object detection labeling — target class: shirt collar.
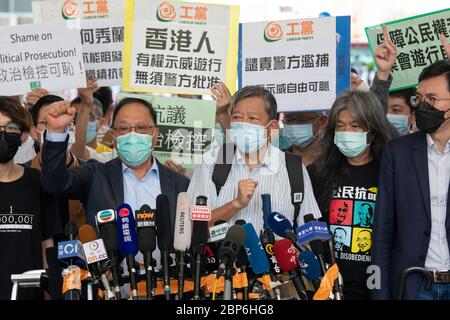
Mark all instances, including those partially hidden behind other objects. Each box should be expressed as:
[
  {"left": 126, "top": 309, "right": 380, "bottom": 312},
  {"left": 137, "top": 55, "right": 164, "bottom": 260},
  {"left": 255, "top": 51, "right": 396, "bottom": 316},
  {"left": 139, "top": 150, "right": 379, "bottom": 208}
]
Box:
[
  {"left": 121, "top": 156, "right": 159, "bottom": 179},
  {"left": 234, "top": 144, "right": 281, "bottom": 174},
  {"left": 426, "top": 133, "right": 450, "bottom": 154}
]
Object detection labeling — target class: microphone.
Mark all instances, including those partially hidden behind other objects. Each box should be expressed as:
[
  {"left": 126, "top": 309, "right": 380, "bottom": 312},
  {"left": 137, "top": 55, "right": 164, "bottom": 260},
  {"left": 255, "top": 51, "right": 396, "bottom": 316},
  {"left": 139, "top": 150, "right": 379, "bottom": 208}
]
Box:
[
  {"left": 156, "top": 194, "right": 172, "bottom": 300},
  {"left": 302, "top": 214, "right": 343, "bottom": 299},
  {"left": 298, "top": 250, "right": 322, "bottom": 283},
  {"left": 116, "top": 204, "right": 139, "bottom": 300},
  {"left": 96, "top": 209, "right": 121, "bottom": 300},
  {"left": 79, "top": 224, "right": 115, "bottom": 300},
  {"left": 261, "top": 194, "right": 272, "bottom": 229},
  {"left": 217, "top": 225, "right": 246, "bottom": 300},
  {"left": 266, "top": 212, "right": 307, "bottom": 253},
  {"left": 235, "top": 220, "right": 250, "bottom": 300},
  {"left": 273, "top": 239, "right": 309, "bottom": 300},
  {"left": 242, "top": 223, "right": 270, "bottom": 275},
  {"left": 65, "top": 220, "right": 78, "bottom": 240},
  {"left": 203, "top": 220, "right": 228, "bottom": 274},
  {"left": 45, "top": 246, "right": 62, "bottom": 300},
  {"left": 173, "top": 192, "right": 192, "bottom": 300},
  {"left": 259, "top": 194, "right": 282, "bottom": 300},
  {"left": 60, "top": 221, "right": 84, "bottom": 300},
  {"left": 136, "top": 204, "right": 157, "bottom": 300},
  {"left": 190, "top": 195, "right": 210, "bottom": 300}
]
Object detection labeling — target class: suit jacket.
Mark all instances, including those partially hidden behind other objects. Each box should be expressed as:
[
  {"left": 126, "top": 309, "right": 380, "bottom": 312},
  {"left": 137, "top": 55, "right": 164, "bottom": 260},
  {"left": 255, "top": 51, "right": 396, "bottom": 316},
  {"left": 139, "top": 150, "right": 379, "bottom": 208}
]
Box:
[
  {"left": 372, "top": 131, "right": 450, "bottom": 300},
  {"left": 41, "top": 138, "right": 190, "bottom": 234}
]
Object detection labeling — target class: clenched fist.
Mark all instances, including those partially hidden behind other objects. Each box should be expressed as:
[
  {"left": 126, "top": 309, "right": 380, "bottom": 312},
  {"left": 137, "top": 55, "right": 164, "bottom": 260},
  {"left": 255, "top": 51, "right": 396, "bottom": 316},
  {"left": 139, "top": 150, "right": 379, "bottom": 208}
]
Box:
[
  {"left": 235, "top": 179, "right": 259, "bottom": 209},
  {"left": 46, "top": 100, "right": 76, "bottom": 133}
]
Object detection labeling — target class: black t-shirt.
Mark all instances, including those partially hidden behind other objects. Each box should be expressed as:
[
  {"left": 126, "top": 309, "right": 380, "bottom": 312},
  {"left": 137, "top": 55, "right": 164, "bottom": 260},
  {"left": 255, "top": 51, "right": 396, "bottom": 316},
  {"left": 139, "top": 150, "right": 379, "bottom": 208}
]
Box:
[
  {"left": 310, "top": 160, "right": 379, "bottom": 300},
  {"left": 0, "top": 167, "right": 61, "bottom": 300}
]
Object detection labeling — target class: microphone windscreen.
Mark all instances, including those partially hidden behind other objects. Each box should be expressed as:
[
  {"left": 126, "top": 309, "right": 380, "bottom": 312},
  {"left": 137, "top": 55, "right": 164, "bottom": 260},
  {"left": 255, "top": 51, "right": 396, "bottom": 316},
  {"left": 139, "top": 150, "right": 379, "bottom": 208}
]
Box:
[
  {"left": 173, "top": 192, "right": 192, "bottom": 251},
  {"left": 99, "top": 223, "right": 118, "bottom": 254},
  {"left": 242, "top": 223, "right": 270, "bottom": 274},
  {"left": 64, "top": 220, "right": 78, "bottom": 239},
  {"left": 266, "top": 212, "right": 292, "bottom": 238},
  {"left": 156, "top": 194, "right": 172, "bottom": 250},
  {"left": 299, "top": 250, "right": 322, "bottom": 281},
  {"left": 116, "top": 203, "right": 138, "bottom": 256},
  {"left": 273, "top": 239, "right": 299, "bottom": 272},
  {"left": 138, "top": 226, "right": 157, "bottom": 253},
  {"left": 79, "top": 224, "right": 97, "bottom": 243},
  {"left": 218, "top": 225, "right": 246, "bottom": 261},
  {"left": 191, "top": 221, "right": 209, "bottom": 247},
  {"left": 261, "top": 194, "right": 271, "bottom": 225}
]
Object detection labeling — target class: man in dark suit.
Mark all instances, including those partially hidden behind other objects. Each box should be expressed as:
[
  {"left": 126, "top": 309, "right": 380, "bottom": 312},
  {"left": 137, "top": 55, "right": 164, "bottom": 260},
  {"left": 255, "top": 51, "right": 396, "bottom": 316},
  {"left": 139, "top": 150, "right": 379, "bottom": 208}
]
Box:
[
  {"left": 372, "top": 59, "right": 450, "bottom": 300},
  {"left": 40, "top": 97, "right": 190, "bottom": 233}
]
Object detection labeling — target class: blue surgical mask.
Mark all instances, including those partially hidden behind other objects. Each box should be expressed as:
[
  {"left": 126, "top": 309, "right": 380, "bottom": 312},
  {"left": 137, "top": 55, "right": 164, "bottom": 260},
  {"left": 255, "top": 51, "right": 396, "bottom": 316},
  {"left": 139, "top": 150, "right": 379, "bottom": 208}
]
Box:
[
  {"left": 230, "top": 122, "right": 268, "bottom": 154},
  {"left": 283, "top": 123, "right": 314, "bottom": 148},
  {"left": 387, "top": 114, "right": 409, "bottom": 135},
  {"left": 86, "top": 121, "right": 97, "bottom": 143},
  {"left": 116, "top": 132, "right": 153, "bottom": 166},
  {"left": 334, "top": 131, "right": 369, "bottom": 158}
]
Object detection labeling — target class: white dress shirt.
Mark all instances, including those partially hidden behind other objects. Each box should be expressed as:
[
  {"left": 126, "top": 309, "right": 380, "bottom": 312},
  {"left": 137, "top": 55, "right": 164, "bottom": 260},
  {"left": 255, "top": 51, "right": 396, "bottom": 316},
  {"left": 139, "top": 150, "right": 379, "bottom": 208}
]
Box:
[
  {"left": 187, "top": 143, "right": 322, "bottom": 233},
  {"left": 425, "top": 134, "right": 450, "bottom": 270}
]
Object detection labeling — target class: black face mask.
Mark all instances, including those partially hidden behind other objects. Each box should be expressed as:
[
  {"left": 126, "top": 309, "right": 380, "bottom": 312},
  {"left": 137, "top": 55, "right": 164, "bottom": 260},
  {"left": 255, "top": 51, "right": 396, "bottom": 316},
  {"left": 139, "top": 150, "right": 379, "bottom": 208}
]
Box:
[
  {"left": 0, "top": 131, "right": 22, "bottom": 164},
  {"left": 415, "top": 102, "right": 450, "bottom": 134}
]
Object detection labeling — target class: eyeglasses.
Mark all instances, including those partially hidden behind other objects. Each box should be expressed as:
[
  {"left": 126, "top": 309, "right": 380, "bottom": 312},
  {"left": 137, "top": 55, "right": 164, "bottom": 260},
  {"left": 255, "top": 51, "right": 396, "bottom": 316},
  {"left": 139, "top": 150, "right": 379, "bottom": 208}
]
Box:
[
  {"left": 410, "top": 95, "right": 450, "bottom": 108},
  {"left": 113, "top": 123, "right": 156, "bottom": 135},
  {"left": 37, "top": 120, "right": 75, "bottom": 130},
  {"left": 0, "top": 123, "right": 21, "bottom": 134}
]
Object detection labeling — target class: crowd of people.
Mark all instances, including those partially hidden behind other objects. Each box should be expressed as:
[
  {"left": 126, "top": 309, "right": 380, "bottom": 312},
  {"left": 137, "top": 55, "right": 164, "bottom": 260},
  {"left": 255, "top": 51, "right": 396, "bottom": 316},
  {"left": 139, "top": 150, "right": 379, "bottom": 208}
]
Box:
[{"left": 0, "top": 23, "right": 449, "bottom": 301}]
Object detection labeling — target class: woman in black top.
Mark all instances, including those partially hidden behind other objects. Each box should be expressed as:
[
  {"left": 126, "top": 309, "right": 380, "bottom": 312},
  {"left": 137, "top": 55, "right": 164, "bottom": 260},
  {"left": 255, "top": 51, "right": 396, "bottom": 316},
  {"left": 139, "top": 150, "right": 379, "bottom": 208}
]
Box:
[
  {"left": 309, "top": 90, "right": 397, "bottom": 299},
  {"left": 0, "top": 97, "right": 60, "bottom": 299}
]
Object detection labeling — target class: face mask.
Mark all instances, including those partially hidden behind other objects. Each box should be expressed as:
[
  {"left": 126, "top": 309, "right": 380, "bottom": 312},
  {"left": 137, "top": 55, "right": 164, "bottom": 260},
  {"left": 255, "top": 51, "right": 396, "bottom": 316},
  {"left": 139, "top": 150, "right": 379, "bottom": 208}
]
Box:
[
  {"left": 387, "top": 114, "right": 410, "bottom": 135},
  {"left": 86, "top": 121, "right": 97, "bottom": 144},
  {"left": 0, "top": 131, "right": 22, "bottom": 164},
  {"left": 283, "top": 123, "right": 314, "bottom": 148},
  {"left": 230, "top": 122, "right": 269, "bottom": 154},
  {"left": 334, "top": 131, "right": 369, "bottom": 158},
  {"left": 116, "top": 132, "right": 153, "bottom": 166},
  {"left": 415, "top": 102, "right": 450, "bottom": 133}
]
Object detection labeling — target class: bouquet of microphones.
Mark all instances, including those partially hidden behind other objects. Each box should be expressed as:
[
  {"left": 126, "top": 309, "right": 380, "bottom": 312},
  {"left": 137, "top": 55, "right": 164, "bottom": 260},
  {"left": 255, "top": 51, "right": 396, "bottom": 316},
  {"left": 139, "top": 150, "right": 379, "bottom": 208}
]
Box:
[{"left": 41, "top": 193, "right": 344, "bottom": 300}]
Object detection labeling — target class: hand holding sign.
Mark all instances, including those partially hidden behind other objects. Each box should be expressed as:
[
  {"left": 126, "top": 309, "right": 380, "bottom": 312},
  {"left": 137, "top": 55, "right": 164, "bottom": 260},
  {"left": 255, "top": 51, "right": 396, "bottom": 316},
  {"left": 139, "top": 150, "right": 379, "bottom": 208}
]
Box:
[
  {"left": 373, "top": 26, "right": 397, "bottom": 81},
  {"left": 46, "top": 100, "right": 76, "bottom": 133},
  {"left": 439, "top": 34, "right": 450, "bottom": 60}
]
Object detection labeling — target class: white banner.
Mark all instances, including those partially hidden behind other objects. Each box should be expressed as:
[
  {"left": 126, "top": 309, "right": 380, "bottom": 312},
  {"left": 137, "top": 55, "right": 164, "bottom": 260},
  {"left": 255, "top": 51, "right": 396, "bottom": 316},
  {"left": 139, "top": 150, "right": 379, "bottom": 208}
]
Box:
[
  {"left": 124, "top": 0, "right": 239, "bottom": 95},
  {"left": 240, "top": 17, "right": 342, "bottom": 112},
  {"left": 33, "top": 0, "right": 125, "bottom": 86},
  {"left": 0, "top": 21, "right": 86, "bottom": 96}
]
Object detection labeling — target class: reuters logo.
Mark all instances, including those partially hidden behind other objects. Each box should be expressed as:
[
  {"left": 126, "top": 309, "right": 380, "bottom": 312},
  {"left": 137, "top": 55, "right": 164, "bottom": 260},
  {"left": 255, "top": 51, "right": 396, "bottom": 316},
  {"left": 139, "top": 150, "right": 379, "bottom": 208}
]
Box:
[
  {"left": 62, "top": 0, "right": 79, "bottom": 20},
  {"left": 157, "top": 2, "right": 176, "bottom": 22},
  {"left": 264, "top": 22, "right": 283, "bottom": 42}
]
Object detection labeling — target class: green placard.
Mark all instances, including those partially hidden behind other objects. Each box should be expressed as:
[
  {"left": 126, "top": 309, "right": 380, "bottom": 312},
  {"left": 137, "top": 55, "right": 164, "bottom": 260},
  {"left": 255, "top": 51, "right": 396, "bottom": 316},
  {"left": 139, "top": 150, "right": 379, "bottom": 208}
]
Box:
[
  {"left": 118, "top": 93, "right": 216, "bottom": 169},
  {"left": 365, "top": 8, "right": 450, "bottom": 91}
]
